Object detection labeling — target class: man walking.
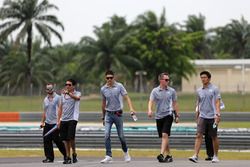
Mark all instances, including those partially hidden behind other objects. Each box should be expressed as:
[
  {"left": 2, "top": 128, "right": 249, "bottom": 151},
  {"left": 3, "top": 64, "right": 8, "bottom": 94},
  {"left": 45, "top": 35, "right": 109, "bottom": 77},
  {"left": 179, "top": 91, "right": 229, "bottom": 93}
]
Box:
[
  {"left": 100, "top": 70, "right": 136, "bottom": 163},
  {"left": 148, "top": 72, "right": 180, "bottom": 163},
  {"left": 57, "top": 79, "right": 81, "bottom": 164},
  {"left": 189, "top": 71, "right": 221, "bottom": 163},
  {"left": 40, "top": 83, "right": 66, "bottom": 163}
]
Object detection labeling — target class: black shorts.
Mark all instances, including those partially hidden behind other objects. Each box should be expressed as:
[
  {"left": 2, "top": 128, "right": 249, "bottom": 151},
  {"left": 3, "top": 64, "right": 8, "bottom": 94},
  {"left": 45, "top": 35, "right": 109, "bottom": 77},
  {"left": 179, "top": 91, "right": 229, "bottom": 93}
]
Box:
[
  {"left": 60, "top": 120, "right": 78, "bottom": 141},
  {"left": 156, "top": 115, "right": 173, "bottom": 138}
]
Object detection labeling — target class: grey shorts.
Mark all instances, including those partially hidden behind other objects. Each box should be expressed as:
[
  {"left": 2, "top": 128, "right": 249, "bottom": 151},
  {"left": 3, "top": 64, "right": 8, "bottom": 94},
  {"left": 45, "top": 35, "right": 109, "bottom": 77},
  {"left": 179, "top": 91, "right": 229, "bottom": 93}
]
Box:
[{"left": 197, "top": 117, "right": 217, "bottom": 137}]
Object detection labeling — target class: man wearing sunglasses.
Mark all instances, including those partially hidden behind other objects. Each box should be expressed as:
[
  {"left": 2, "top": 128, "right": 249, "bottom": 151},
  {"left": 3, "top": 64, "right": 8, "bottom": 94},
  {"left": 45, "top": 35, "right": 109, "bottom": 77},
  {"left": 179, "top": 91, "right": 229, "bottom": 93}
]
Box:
[
  {"left": 100, "top": 70, "right": 136, "bottom": 163},
  {"left": 148, "top": 72, "right": 180, "bottom": 163},
  {"left": 57, "top": 79, "right": 81, "bottom": 164},
  {"left": 40, "top": 83, "right": 66, "bottom": 163}
]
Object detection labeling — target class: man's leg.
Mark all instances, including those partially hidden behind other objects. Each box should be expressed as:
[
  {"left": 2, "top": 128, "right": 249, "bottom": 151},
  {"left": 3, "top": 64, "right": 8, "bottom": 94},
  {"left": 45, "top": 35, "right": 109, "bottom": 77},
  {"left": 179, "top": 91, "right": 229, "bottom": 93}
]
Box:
[
  {"left": 104, "top": 114, "right": 113, "bottom": 157},
  {"left": 114, "top": 116, "right": 127, "bottom": 153},
  {"left": 194, "top": 133, "right": 203, "bottom": 156},
  {"left": 204, "top": 131, "right": 213, "bottom": 159},
  {"left": 43, "top": 125, "right": 54, "bottom": 162},
  {"left": 212, "top": 136, "right": 219, "bottom": 156},
  {"left": 53, "top": 129, "right": 66, "bottom": 158},
  {"left": 160, "top": 133, "right": 169, "bottom": 155}
]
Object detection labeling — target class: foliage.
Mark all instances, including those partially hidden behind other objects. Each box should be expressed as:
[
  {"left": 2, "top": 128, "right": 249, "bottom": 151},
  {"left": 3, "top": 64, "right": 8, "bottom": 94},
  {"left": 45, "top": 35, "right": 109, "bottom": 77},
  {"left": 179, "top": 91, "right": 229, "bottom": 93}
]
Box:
[
  {"left": 0, "top": 0, "right": 64, "bottom": 86},
  {"left": 212, "top": 16, "right": 250, "bottom": 58},
  {"left": 124, "top": 9, "right": 197, "bottom": 85},
  {"left": 77, "top": 15, "right": 142, "bottom": 85}
]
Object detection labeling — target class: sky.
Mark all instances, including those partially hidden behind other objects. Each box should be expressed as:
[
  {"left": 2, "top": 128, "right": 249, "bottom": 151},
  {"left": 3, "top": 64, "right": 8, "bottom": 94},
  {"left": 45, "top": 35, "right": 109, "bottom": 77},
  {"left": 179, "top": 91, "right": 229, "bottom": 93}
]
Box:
[{"left": 1, "top": 0, "right": 250, "bottom": 44}]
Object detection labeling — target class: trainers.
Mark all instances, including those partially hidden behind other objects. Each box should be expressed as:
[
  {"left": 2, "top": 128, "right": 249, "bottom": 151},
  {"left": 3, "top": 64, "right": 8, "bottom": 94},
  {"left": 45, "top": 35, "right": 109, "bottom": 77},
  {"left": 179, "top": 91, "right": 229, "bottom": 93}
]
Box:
[
  {"left": 212, "top": 156, "right": 219, "bottom": 163},
  {"left": 72, "top": 153, "right": 78, "bottom": 163},
  {"left": 124, "top": 152, "right": 131, "bottom": 162},
  {"left": 100, "top": 155, "right": 113, "bottom": 163},
  {"left": 205, "top": 156, "right": 213, "bottom": 161},
  {"left": 63, "top": 157, "right": 71, "bottom": 164},
  {"left": 42, "top": 158, "right": 53, "bottom": 163},
  {"left": 157, "top": 154, "right": 165, "bottom": 163},
  {"left": 189, "top": 155, "right": 198, "bottom": 163},
  {"left": 165, "top": 155, "right": 173, "bottom": 163}
]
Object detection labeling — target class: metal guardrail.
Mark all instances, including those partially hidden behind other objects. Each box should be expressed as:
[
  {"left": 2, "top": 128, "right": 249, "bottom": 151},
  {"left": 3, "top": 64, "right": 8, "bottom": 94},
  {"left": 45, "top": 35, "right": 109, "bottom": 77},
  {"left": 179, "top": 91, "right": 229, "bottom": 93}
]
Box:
[
  {"left": 1, "top": 129, "right": 250, "bottom": 150},
  {"left": 19, "top": 112, "right": 250, "bottom": 122}
]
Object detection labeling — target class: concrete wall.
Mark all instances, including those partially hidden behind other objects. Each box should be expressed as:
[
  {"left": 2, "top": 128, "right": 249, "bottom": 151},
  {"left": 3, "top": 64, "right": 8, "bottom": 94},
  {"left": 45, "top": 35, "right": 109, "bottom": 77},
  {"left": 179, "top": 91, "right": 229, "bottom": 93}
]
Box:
[{"left": 182, "top": 65, "right": 250, "bottom": 93}]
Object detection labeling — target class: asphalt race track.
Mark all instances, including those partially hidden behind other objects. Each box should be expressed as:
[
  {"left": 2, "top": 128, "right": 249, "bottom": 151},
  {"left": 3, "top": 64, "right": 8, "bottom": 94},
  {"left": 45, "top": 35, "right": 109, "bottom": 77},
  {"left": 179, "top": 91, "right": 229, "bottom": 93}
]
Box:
[{"left": 0, "top": 157, "right": 249, "bottom": 167}]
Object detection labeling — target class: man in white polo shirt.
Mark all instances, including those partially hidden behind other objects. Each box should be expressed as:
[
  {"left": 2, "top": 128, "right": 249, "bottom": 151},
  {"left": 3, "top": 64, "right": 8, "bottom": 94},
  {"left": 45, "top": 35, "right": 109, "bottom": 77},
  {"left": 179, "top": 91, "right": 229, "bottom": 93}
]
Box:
[
  {"left": 40, "top": 83, "right": 66, "bottom": 163},
  {"left": 148, "top": 72, "right": 180, "bottom": 163},
  {"left": 189, "top": 71, "right": 221, "bottom": 163},
  {"left": 57, "top": 79, "right": 81, "bottom": 164}
]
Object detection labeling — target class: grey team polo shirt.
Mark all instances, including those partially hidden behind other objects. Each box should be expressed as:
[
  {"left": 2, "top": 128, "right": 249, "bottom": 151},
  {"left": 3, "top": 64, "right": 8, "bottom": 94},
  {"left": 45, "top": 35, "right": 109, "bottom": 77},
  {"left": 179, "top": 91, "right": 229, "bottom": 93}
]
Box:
[
  {"left": 149, "top": 86, "right": 177, "bottom": 119},
  {"left": 101, "top": 81, "right": 127, "bottom": 111},
  {"left": 43, "top": 93, "right": 60, "bottom": 124},
  {"left": 197, "top": 83, "right": 221, "bottom": 119},
  {"left": 60, "top": 90, "right": 81, "bottom": 121}
]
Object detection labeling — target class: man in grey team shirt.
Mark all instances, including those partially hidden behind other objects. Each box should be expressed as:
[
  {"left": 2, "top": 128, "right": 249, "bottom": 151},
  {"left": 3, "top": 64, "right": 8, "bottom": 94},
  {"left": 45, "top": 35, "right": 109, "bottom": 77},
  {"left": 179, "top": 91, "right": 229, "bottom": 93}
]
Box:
[
  {"left": 40, "top": 83, "right": 66, "bottom": 163},
  {"left": 57, "top": 79, "right": 81, "bottom": 164},
  {"left": 148, "top": 72, "right": 180, "bottom": 163},
  {"left": 100, "top": 70, "right": 136, "bottom": 163},
  {"left": 189, "top": 71, "right": 221, "bottom": 163}
]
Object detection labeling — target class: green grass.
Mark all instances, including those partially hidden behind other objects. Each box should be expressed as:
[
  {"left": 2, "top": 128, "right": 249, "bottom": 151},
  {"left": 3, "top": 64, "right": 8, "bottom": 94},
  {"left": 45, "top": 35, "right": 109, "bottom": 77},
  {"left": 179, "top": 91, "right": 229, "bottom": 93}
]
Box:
[
  {"left": 219, "top": 122, "right": 250, "bottom": 128},
  {"left": 0, "top": 93, "right": 250, "bottom": 112},
  {"left": 0, "top": 149, "right": 249, "bottom": 160}
]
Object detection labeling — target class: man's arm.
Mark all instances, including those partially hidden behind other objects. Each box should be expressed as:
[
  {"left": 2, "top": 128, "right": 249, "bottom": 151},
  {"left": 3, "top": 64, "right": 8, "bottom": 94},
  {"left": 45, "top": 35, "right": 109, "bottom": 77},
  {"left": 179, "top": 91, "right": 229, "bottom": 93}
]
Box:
[
  {"left": 172, "top": 100, "right": 180, "bottom": 123},
  {"left": 68, "top": 92, "right": 81, "bottom": 100},
  {"left": 147, "top": 100, "right": 154, "bottom": 118},
  {"left": 40, "top": 110, "right": 46, "bottom": 128},
  {"left": 57, "top": 102, "right": 62, "bottom": 128},
  {"left": 215, "top": 98, "right": 221, "bottom": 124}
]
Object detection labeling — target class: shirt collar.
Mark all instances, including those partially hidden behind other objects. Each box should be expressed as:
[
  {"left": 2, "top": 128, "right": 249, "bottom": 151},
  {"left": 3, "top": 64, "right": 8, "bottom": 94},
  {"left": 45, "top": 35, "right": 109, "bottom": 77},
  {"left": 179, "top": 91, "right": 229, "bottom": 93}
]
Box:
[{"left": 158, "top": 85, "right": 168, "bottom": 91}]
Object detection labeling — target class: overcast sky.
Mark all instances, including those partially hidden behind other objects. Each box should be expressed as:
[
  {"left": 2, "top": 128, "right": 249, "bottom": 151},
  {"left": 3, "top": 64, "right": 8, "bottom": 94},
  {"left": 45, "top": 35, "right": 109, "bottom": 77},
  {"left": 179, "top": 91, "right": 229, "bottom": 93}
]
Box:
[{"left": 1, "top": 0, "right": 250, "bottom": 44}]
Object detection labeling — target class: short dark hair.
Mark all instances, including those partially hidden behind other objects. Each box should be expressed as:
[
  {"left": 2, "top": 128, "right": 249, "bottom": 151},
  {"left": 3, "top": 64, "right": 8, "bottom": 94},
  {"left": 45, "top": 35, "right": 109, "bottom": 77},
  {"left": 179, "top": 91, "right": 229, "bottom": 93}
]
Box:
[
  {"left": 158, "top": 72, "right": 169, "bottom": 80},
  {"left": 105, "top": 70, "right": 114, "bottom": 76},
  {"left": 67, "top": 79, "right": 77, "bottom": 86},
  {"left": 200, "top": 71, "right": 211, "bottom": 79}
]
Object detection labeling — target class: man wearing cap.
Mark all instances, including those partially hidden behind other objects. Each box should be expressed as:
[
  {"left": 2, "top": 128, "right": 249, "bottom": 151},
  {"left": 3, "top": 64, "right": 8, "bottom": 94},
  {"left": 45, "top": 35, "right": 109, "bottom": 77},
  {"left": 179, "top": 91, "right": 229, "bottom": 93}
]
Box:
[{"left": 40, "top": 83, "right": 66, "bottom": 163}]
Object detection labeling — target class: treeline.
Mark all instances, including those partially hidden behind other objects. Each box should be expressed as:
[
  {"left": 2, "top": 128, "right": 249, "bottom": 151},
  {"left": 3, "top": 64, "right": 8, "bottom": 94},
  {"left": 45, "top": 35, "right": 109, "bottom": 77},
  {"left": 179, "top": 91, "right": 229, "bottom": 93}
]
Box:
[{"left": 0, "top": 0, "right": 250, "bottom": 94}]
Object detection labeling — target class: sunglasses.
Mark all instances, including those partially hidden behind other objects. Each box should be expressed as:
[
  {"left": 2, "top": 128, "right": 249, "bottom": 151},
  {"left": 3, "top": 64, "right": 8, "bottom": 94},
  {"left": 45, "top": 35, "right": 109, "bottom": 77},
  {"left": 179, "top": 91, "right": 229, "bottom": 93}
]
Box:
[
  {"left": 161, "top": 79, "right": 169, "bottom": 82},
  {"left": 106, "top": 77, "right": 114, "bottom": 80},
  {"left": 65, "top": 83, "right": 72, "bottom": 86}
]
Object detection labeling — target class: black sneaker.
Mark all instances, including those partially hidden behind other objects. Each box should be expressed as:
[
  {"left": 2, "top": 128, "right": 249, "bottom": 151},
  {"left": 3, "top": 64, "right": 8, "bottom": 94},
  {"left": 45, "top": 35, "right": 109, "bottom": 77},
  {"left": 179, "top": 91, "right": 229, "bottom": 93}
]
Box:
[
  {"left": 72, "top": 153, "right": 78, "bottom": 163},
  {"left": 63, "top": 157, "right": 72, "bottom": 164},
  {"left": 165, "top": 155, "right": 173, "bottom": 163},
  {"left": 205, "top": 156, "right": 213, "bottom": 161},
  {"left": 42, "top": 158, "right": 53, "bottom": 163},
  {"left": 157, "top": 154, "right": 166, "bottom": 163}
]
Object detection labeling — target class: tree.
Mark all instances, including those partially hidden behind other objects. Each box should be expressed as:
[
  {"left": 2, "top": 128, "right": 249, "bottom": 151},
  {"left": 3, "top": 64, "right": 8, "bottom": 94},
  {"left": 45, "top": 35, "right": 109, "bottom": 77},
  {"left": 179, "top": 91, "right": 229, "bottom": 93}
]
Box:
[
  {"left": 124, "top": 9, "right": 197, "bottom": 86},
  {"left": 0, "top": 0, "right": 64, "bottom": 86},
  {"left": 213, "top": 16, "right": 250, "bottom": 59},
  {"left": 78, "top": 15, "right": 142, "bottom": 83},
  {"left": 184, "top": 14, "right": 213, "bottom": 59},
  {"left": 0, "top": 40, "right": 53, "bottom": 94}
]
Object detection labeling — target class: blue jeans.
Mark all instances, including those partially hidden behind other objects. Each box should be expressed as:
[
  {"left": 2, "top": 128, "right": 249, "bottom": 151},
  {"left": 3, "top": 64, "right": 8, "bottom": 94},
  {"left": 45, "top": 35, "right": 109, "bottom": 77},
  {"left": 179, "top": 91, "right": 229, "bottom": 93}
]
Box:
[{"left": 104, "top": 111, "right": 128, "bottom": 157}]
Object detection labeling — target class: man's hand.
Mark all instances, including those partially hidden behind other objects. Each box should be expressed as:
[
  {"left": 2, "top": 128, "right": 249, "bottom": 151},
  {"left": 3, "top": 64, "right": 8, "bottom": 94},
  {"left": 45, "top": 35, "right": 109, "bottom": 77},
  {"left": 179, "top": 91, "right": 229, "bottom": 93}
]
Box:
[
  {"left": 148, "top": 110, "right": 153, "bottom": 118},
  {"left": 40, "top": 122, "right": 45, "bottom": 128},
  {"left": 57, "top": 121, "right": 61, "bottom": 129}
]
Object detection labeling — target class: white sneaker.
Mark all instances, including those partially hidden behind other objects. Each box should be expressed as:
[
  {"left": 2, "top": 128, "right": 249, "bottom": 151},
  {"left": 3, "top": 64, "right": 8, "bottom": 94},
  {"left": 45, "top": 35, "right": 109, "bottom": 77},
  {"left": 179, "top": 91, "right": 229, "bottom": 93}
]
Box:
[
  {"left": 212, "top": 156, "right": 219, "bottom": 163},
  {"left": 189, "top": 155, "right": 198, "bottom": 163},
  {"left": 100, "top": 155, "right": 113, "bottom": 163},
  {"left": 124, "top": 152, "right": 131, "bottom": 162}
]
